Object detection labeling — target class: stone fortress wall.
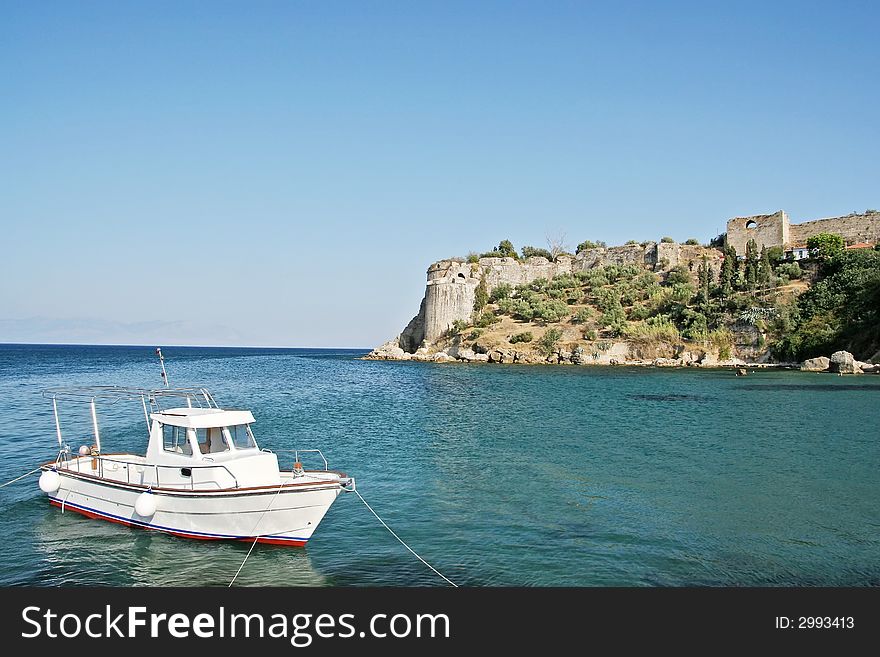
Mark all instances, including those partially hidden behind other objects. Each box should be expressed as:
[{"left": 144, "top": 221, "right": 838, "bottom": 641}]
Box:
[
  {"left": 726, "top": 209, "right": 879, "bottom": 257},
  {"left": 397, "top": 242, "right": 723, "bottom": 352}
]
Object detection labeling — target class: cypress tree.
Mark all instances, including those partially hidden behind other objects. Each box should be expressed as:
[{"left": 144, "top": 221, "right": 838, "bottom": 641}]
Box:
[
  {"left": 720, "top": 245, "right": 737, "bottom": 298},
  {"left": 745, "top": 239, "right": 758, "bottom": 291}
]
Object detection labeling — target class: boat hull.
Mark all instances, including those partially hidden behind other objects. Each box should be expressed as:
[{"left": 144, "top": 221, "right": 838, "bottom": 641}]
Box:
[{"left": 45, "top": 468, "right": 347, "bottom": 547}]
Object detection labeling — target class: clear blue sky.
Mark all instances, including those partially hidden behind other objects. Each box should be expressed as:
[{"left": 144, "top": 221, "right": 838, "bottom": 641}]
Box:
[{"left": 1, "top": 1, "right": 877, "bottom": 347}]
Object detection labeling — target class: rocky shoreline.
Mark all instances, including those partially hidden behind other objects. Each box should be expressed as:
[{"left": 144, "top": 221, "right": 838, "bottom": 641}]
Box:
[{"left": 365, "top": 341, "right": 878, "bottom": 374}]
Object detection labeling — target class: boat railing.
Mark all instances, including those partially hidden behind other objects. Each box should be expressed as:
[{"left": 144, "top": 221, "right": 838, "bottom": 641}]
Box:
[
  {"left": 55, "top": 450, "right": 240, "bottom": 490},
  {"left": 261, "top": 448, "right": 329, "bottom": 471}
]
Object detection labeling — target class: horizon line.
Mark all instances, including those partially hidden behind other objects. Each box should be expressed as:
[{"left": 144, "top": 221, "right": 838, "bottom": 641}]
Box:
[{"left": 0, "top": 341, "right": 372, "bottom": 351}]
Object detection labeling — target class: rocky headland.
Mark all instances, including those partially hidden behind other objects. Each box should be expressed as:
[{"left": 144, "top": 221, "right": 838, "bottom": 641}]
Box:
[{"left": 366, "top": 231, "right": 880, "bottom": 373}]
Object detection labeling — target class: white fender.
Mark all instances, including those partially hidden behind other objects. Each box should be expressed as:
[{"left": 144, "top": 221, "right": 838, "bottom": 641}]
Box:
[
  {"left": 38, "top": 470, "right": 61, "bottom": 493},
  {"left": 135, "top": 491, "right": 158, "bottom": 517}
]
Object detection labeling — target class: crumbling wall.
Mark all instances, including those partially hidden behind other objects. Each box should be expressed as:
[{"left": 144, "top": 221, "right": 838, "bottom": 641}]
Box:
[
  {"left": 789, "top": 211, "right": 880, "bottom": 246},
  {"left": 726, "top": 211, "right": 789, "bottom": 257}
]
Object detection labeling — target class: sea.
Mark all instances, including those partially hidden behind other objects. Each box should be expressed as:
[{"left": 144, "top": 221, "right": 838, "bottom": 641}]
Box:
[{"left": 0, "top": 343, "right": 878, "bottom": 587}]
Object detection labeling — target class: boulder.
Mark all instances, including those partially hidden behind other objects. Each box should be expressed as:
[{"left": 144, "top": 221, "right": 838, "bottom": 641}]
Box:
[
  {"left": 488, "top": 348, "right": 514, "bottom": 364},
  {"left": 830, "top": 350, "right": 861, "bottom": 374},
  {"left": 698, "top": 352, "right": 718, "bottom": 367},
  {"left": 433, "top": 352, "right": 455, "bottom": 363},
  {"left": 856, "top": 361, "right": 878, "bottom": 373},
  {"left": 456, "top": 348, "right": 477, "bottom": 362},
  {"left": 801, "top": 356, "right": 830, "bottom": 372}
]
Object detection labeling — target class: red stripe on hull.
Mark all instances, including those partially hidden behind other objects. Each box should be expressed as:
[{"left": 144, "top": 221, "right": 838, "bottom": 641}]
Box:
[{"left": 48, "top": 499, "right": 307, "bottom": 548}]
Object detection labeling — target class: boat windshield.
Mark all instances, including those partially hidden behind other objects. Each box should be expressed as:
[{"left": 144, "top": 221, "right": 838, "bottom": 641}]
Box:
[
  {"left": 228, "top": 424, "right": 257, "bottom": 450},
  {"left": 196, "top": 427, "right": 229, "bottom": 454},
  {"left": 163, "top": 424, "right": 192, "bottom": 456}
]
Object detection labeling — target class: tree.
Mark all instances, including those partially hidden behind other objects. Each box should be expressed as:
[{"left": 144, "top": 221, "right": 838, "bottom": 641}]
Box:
[
  {"left": 521, "top": 245, "right": 554, "bottom": 260},
  {"left": 719, "top": 245, "right": 737, "bottom": 298},
  {"left": 537, "top": 328, "right": 563, "bottom": 356},
  {"left": 547, "top": 234, "right": 570, "bottom": 260},
  {"left": 685, "top": 238, "right": 700, "bottom": 245},
  {"left": 766, "top": 246, "right": 784, "bottom": 266},
  {"left": 696, "top": 255, "right": 713, "bottom": 309},
  {"left": 757, "top": 246, "right": 773, "bottom": 290},
  {"left": 660, "top": 236, "right": 675, "bottom": 243},
  {"left": 497, "top": 240, "right": 517, "bottom": 258},
  {"left": 745, "top": 238, "right": 759, "bottom": 291},
  {"left": 807, "top": 233, "right": 844, "bottom": 260},
  {"left": 473, "top": 276, "right": 488, "bottom": 313},
  {"left": 577, "top": 239, "right": 607, "bottom": 253}
]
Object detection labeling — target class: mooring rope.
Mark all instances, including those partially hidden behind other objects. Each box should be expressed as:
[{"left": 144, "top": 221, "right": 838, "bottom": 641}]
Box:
[
  {"left": 354, "top": 489, "right": 458, "bottom": 587},
  {"left": 228, "top": 482, "right": 287, "bottom": 587},
  {"left": 229, "top": 484, "right": 460, "bottom": 588},
  {"left": 0, "top": 467, "right": 43, "bottom": 489}
]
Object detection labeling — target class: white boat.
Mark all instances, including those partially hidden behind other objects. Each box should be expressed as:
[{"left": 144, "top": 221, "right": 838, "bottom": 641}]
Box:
[{"left": 37, "top": 386, "right": 354, "bottom": 547}]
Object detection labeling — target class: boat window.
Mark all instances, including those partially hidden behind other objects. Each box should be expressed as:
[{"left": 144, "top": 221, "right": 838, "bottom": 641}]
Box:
[
  {"left": 163, "top": 424, "right": 192, "bottom": 455},
  {"left": 228, "top": 424, "right": 257, "bottom": 450},
  {"left": 196, "top": 427, "right": 230, "bottom": 454}
]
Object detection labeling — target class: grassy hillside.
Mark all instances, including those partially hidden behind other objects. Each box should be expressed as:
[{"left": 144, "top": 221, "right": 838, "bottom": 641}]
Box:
[{"left": 438, "top": 239, "right": 880, "bottom": 363}]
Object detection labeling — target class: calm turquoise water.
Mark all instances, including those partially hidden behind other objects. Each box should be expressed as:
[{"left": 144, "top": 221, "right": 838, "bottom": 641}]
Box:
[{"left": 0, "top": 343, "right": 878, "bottom": 587}]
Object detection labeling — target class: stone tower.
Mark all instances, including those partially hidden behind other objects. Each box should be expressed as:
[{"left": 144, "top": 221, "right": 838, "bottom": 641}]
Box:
[{"left": 726, "top": 210, "right": 789, "bottom": 257}]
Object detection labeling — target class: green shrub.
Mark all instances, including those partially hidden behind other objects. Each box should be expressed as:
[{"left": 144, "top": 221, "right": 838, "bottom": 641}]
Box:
[
  {"left": 473, "top": 276, "right": 489, "bottom": 313},
  {"left": 537, "top": 328, "right": 563, "bottom": 355},
  {"left": 572, "top": 307, "right": 593, "bottom": 323},
  {"left": 624, "top": 317, "right": 681, "bottom": 343},
  {"left": 533, "top": 299, "right": 570, "bottom": 322},
  {"left": 511, "top": 299, "right": 535, "bottom": 321},
  {"left": 489, "top": 283, "right": 513, "bottom": 302},
  {"left": 625, "top": 240, "right": 639, "bottom": 245},
  {"left": 679, "top": 309, "right": 708, "bottom": 341},
  {"left": 775, "top": 261, "right": 801, "bottom": 280},
  {"left": 661, "top": 236, "right": 675, "bottom": 243},
  {"left": 496, "top": 240, "right": 517, "bottom": 258},
  {"left": 670, "top": 283, "right": 696, "bottom": 304},
  {"left": 708, "top": 328, "right": 733, "bottom": 359},
  {"left": 466, "top": 329, "right": 483, "bottom": 341},
  {"left": 807, "top": 233, "right": 844, "bottom": 260},
  {"left": 450, "top": 319, "right": 469, "bottom": 335},
  {"left": 600, "top": 304, "right": 627, "bottom": 328},
  {"left": 474, "top": 311, "right": 499, "bottom": 328},
  {"left": 466, "top": 252, "right": 479, "bottom": 264},
  {"left": 509, "top": 331, "right": 533, "bottom": 344},
  {"left": 666, "top": 265, "right": 691, "bottom": 286},
  {"left": 528, "top": 277, "right": 549, "bottom": 292},
  {"left": 576, "top": 240, "right": 606, "bottom": 253},
  {"left": 684, "top": 238, "right": 700, "bottom": 245},
  {"left": 583, "top": 328, "right": 598, "bottom": 340},
  {"left": 522, "top": 246, "right": 554, "bottom": 260},
  {"left": 550, "top": 273, "right": 579, "bottom": 289},
  {"left": 577, "top": 269, "right": 609, "bottom": 288},
  {"left": 496, "top": 298, "right": 517, "bottom": 316},
  {"left": 627, "top": 303, "right": 650, "bottom": 321}
]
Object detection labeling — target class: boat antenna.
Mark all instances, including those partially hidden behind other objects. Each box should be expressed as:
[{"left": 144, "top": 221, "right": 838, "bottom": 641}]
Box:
[{"left": 156, "top": 347, "right": 169, "bottom": 387}]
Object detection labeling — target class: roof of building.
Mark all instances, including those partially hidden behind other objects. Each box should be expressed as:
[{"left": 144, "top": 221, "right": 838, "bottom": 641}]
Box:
[{"left": 845, "top": 242, "right": 874, "bottom": 250}]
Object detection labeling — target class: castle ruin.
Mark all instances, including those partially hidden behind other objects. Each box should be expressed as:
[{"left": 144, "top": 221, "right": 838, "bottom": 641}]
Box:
[{"left": 726, "top": 210, "right": 879, "bottom": 256}]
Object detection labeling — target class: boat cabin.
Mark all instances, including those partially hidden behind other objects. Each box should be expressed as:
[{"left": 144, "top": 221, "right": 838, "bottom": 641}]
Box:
[
  {"left": 146, "top": 407, "right": 282, "bottom": 488},
  {"left": 44, "top": 386, "right": 285, "bottom": 491}
]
